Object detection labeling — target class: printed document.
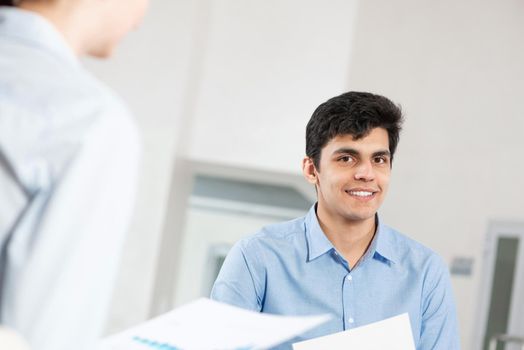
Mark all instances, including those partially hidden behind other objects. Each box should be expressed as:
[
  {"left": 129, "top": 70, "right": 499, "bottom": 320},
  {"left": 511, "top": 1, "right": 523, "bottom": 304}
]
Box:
[{"left": 100, "top": 298, "right": 330, "bottom": 350}]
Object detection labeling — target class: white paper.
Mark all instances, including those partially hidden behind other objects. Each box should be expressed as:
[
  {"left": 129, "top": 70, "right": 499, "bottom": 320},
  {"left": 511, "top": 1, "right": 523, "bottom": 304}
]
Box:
[
  {"left": 100, "top": 298, "right": 330, "bottom": 350},
  {"left": 292, "top": 313, "right": 415, "bottom": 350}
]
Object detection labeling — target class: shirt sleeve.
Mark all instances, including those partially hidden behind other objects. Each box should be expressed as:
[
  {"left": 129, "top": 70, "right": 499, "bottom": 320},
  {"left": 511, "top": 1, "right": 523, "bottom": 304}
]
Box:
[
  {"left": 419, "top": 254, "right": 461, "bottom": 350},
  {"left": 210, "top": 238, "right": 264, "bottom": 312},
  {"left": 0, "top": 104, "right": 141, "bottom": 350}
]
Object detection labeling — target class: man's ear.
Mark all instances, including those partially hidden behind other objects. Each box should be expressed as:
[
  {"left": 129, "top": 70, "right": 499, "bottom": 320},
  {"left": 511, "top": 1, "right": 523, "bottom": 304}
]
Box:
[{"left": 302, "top": 157, "right": 318, "bottom": 185}]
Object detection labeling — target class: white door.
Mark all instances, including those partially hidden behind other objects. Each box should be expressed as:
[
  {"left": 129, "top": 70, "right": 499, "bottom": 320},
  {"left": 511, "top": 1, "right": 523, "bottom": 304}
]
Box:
[
  {"left": 507, "top": 231, "right": 524, "bottom": 349},
  {"left": 477, "top": 222, "right": 524, "bottom": 350}
]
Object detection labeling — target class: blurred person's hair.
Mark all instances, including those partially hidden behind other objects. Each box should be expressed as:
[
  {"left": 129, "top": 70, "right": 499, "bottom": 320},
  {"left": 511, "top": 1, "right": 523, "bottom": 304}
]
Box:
[
  {"left": 306, "top": 91, "right": 403, "bottom": 169},
  {"left": 0, "top": 0, "right": 14, "bottom": 6}
]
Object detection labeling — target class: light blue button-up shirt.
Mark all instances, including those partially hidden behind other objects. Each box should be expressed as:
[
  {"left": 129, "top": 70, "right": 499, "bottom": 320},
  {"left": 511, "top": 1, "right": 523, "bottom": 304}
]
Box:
[
  {"left": 211, "top": 205, "right": 460, "bottom": 349},
  {"left": 0, "top": 7, "right": 140, "bottom": 350}
]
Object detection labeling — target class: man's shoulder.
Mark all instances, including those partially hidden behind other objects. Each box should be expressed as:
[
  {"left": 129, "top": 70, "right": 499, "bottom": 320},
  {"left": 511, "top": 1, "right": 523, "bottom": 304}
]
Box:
[
  {"left": 381, "top": 225, "right": 446, "bottom": 270},
  {"left": 236, "top": 215, "right": 307, "bottom": 251}
]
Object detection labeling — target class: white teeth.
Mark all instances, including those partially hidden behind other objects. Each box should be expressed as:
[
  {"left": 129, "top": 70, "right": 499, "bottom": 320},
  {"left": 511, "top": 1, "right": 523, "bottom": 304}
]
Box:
[{"left": 348, "top": 191, "right": 373, "bottom": 197}]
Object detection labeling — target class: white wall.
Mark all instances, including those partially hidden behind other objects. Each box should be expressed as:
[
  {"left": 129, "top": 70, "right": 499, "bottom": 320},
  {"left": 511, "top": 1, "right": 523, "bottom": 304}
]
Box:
[
  {"left": 186, "top": 0, "right": 359, "bottom": 173},
  {"left": 85, "top": 0, "right": 524, "bottom": 348}
]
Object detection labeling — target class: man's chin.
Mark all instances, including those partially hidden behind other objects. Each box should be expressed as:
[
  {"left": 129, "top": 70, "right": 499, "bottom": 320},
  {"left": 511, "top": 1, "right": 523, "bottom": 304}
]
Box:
[
  {"left": 86, "top": 44, "right": 116, "bottom": 59},
  {"left": 342, "top": 210, "right": 377, "bottom": 223}
]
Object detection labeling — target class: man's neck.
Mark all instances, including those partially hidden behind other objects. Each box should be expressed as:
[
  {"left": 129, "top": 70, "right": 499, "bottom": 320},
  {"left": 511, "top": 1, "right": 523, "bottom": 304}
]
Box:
[{"left": 316, "top": 206, "right": 376, "bottom": 269}]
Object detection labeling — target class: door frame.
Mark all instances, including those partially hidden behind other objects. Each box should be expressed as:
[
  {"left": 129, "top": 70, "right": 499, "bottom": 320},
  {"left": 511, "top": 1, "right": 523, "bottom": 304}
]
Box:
[{"left": 474, "top": 221, "right": 524, "bottom": 350}]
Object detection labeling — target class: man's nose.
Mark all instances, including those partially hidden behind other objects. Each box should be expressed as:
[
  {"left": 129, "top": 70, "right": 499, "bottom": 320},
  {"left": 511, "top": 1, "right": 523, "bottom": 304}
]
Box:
[{"left": 354, "top": 161, "right": 375, "bottom": 181}]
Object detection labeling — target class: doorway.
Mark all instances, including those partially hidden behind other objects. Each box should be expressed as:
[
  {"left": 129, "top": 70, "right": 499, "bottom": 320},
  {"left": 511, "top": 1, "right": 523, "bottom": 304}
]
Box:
[{"left": 477, "top": 222, "right": 524, "bottom": 350}]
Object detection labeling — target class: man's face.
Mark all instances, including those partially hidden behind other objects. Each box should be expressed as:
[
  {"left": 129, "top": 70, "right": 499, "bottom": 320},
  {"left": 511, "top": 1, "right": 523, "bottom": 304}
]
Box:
[{"left": 303, "top": 127, "right": 392, "bottom": 225}]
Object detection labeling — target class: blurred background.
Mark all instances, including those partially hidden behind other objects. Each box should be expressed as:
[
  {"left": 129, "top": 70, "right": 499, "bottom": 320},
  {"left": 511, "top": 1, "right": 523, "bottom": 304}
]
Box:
[{"left": 85, "top": 0, "right": 524, "bottom": 349}]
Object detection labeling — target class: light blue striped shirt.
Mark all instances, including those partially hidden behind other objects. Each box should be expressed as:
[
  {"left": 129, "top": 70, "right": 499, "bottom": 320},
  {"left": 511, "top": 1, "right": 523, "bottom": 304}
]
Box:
[
  {"left": 211, "top": 205, "right": 460, "bottom": 349},
  {"left": 0, "top": 7, "right": 140, "bottom": 350}
]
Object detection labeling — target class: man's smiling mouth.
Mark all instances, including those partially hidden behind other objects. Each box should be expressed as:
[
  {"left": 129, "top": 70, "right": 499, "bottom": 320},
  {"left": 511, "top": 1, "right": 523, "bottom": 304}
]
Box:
[{"left": 345, "top": 189, "right": 378, "bottom": 198}]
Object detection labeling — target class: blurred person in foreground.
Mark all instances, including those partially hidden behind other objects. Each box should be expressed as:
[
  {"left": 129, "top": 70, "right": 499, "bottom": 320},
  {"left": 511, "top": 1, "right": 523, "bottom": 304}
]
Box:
[
  {"left": 0, "top": 0, "right": 148, "bottom": 349},
  {"left": 211, "top": 91, "right": 460, "bottom": 349}
]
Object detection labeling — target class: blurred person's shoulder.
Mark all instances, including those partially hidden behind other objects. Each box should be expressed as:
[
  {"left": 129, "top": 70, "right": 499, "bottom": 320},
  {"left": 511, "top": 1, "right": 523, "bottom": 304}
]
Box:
[{"left": 0, "top": 24, "right": 140, "bottom": 189}]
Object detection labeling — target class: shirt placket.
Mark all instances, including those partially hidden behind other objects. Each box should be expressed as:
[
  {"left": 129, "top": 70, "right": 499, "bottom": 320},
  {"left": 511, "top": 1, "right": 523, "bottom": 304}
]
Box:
[
  {"left": 342, "top": 270, "right": 356, "bottom": 330},
  {"left": 332, "top": 250, "right": 357, "bottom": 330}
]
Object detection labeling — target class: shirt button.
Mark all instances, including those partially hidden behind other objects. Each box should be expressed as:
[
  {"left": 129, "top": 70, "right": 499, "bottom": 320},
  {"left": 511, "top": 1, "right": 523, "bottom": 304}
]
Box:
[
  {"left": 347, "top": 275, "right": 353, "bottom": 281},
  {"left": 348, "top": 317, "right": 355, "bottom": 324}
]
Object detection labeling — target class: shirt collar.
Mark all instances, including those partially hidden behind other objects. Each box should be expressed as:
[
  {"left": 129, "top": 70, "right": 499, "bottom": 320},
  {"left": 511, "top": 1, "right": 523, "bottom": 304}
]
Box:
[
  {"left": 362, "top": 218, "right": 397, "bottom": 265},
  {"left": 304, "top": 204, "right": 397, "bottom": 265},
  {"left": 372, "top": 220, "right": 398, "bottom": 264},
  {"left": 0, "top": 7, "right": 79, "bottom": 67},
  {"left": 305, "top": 204, "right": 335, "bottom": 262}
]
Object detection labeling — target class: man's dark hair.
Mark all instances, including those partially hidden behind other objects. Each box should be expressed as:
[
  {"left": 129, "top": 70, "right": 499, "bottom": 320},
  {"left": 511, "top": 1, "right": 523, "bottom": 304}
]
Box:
[
  {"left": 306, "top": 91, "right": 403, "bottom": 169},
  {"left": 0, "top": 0, "right": 14, "bottom": 6}
]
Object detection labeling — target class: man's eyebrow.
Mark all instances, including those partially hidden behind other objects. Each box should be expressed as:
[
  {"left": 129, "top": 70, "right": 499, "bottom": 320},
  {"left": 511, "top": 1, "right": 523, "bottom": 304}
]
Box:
[
  {"left": 332, "top": 148, "right": 391, "bottom": 157},
  {"left": 332, "top": 148, "right": 360, "bottom": 156},
  {"left": 373, "top": 150, "right": 391, "bottom": 157}
]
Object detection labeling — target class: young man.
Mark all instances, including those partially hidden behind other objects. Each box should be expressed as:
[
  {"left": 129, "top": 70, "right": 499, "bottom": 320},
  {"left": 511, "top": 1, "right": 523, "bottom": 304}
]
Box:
[
  {"left": 211, "top": 92, "right": 460, "bottom": 349},
  {"left": 0, "top": 0, "right": 148, "bottom": 349}
]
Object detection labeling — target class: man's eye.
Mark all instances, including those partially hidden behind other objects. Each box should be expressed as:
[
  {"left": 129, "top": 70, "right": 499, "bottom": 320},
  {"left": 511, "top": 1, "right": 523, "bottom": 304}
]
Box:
[
  {"left": 339, "top": 156, "right": 353, "bottom": 163},
  {"left": 374, "top": 157, "right": 387, "bottom": 164}
]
